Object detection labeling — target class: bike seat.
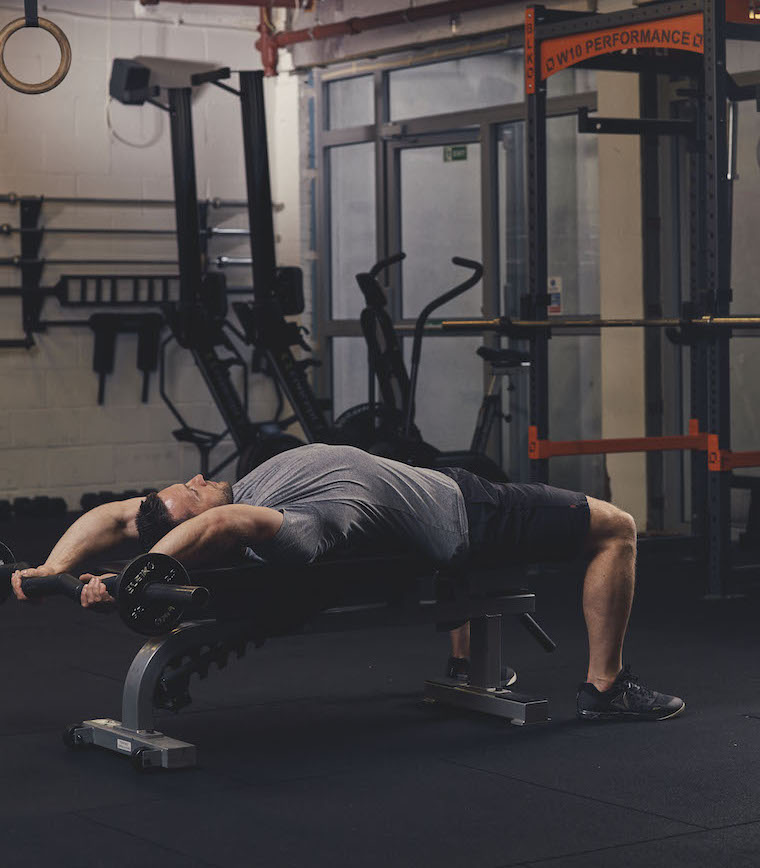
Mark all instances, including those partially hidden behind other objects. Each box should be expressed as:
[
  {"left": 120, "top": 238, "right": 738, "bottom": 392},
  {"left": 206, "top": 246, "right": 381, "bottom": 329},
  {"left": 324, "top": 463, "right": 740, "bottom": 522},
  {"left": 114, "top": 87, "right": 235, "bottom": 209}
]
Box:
[{"left": 476, "top": 346, "right": 531, "bottom": 368}]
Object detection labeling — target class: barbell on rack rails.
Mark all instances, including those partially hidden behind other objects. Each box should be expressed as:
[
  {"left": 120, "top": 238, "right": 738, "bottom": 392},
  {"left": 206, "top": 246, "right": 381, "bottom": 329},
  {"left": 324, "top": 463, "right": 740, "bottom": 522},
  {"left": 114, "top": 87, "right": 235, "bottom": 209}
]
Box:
[
  {"left": 0, "top": 225, "right": 250, "bottom": 238},
  {"left": 441, "top": 315, "right": 760, "bottom": 334}
]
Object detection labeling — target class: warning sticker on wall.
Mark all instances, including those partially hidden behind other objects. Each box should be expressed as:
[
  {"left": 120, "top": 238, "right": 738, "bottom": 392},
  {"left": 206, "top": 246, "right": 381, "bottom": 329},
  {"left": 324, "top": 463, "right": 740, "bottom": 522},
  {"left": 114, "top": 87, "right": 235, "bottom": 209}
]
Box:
[{"left": 548, "top": 276, "right": 562, "bottom": 315}]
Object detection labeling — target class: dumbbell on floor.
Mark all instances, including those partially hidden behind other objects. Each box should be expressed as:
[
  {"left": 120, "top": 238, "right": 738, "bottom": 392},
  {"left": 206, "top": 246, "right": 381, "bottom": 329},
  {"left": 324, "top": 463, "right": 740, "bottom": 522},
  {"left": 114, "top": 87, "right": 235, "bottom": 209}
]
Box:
[
  {"left": 0, "top": 542, "right": 208, "bottom": 636},
  {"left": 9, "top": 496, "right": 67, "bottom": 518}
]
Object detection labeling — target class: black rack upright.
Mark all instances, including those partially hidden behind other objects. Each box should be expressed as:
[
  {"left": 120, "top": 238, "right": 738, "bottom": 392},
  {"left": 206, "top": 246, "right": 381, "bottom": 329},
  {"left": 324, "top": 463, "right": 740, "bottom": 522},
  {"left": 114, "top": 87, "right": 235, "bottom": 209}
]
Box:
[{"left": 524, "top": 0, "right": 760, "bottom": 595}]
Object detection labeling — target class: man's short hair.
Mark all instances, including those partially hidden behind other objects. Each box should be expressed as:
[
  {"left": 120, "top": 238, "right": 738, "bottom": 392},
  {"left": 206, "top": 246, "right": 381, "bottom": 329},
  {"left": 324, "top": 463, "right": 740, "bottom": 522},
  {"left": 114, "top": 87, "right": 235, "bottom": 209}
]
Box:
[{"left": 136, "top": 492, "right": 177, "bottom": 551}]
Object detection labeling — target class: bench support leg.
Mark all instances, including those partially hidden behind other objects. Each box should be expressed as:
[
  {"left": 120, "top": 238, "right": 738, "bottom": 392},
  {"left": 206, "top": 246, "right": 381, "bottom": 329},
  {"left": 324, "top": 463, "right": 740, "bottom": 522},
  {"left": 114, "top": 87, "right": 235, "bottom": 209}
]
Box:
[
  {"left": 67, "top": 620, "right": 257, "bottom": 769},
  {"left": 424, "top": 613, "right": 550, "bottom": 725},
  {"left": 470, "top": 613, "right": 502, "bottom": 688}
]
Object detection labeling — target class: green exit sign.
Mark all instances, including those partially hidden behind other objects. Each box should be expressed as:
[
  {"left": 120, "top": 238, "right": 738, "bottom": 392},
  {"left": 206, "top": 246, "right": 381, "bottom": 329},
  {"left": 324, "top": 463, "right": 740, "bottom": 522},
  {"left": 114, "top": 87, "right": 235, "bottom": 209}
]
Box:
[{"left": 443, "top": 145, "right": 468, "bottom": 162}]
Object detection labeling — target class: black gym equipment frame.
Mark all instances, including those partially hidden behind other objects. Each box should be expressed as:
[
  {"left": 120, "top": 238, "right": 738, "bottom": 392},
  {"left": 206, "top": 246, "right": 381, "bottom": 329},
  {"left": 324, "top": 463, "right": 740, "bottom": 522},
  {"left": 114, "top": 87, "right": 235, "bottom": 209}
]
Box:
[
  {"left": 524, "top": 0, "right": 760, "bottom": 597},
  {"left": 110, "top": 59, "right": 338, "bottom": 477},
  {"left": 236, "top": 70, "right": 334, "bottom": 444},
  {"left": 161, "top": 77, "right": 260, "bottom": 468}
]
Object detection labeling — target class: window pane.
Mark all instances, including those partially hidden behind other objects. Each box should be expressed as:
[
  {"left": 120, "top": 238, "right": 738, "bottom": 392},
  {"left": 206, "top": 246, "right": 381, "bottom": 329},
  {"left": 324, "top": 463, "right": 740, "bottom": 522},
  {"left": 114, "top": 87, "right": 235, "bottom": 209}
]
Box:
[
  {"left": 730, "top": 98, "right": 760, "bottom": 461},
  {"left": 399, "top": 142, "right": 482, "bottom": 319},
  {"left": 548, "top": 336, "right": 602, "bottom": 494},
  {"left": 327, "top": 75, "right": 374, "bottom": 129},
  {"left": 498, "top": 122, "right": 525, "bottom": 317},
  {"left": 330, "top": 143, "right": 376, "bottom": 319},
  {"left": 389, "top": 51, "right": 522, "bottom": 120},
  {"left": 547, "top": 67, "right": 596, "bottom": 96},
  {"left": 331, "top": 337, "right": 369, "bottom": 419},
  {"left": 546, "top": 115, "right": 602, "bottom": 495},
  {"left": 403, "top": 336, "right": 484, "bottom": 452},
  {"left": 547, "top": 115, "right": 599, "bottom": 316},
  {"left": 731, "top": 99, "right": 760, "bottom": 312}
]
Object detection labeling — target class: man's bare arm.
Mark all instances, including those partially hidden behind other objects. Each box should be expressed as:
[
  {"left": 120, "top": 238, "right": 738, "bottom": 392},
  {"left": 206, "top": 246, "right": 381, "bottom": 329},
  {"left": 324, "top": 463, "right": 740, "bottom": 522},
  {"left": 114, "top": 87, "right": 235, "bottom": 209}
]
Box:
[
  {"left": 42, "top": 497, "right": 142, "bottom": 573},
  {"left": 149, "top": 504, "right": 283, "bottom": 566},
  {"left": 11, "top": 497, "right": 143, "bottom": 602}
]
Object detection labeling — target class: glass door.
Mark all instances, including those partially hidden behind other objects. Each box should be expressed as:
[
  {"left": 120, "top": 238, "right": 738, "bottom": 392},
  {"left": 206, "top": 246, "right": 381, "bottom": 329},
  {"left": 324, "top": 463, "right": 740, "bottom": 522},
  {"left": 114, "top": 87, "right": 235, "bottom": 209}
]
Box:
[{"left": 385, "top": 131, "right": 487, "bottom": 452}]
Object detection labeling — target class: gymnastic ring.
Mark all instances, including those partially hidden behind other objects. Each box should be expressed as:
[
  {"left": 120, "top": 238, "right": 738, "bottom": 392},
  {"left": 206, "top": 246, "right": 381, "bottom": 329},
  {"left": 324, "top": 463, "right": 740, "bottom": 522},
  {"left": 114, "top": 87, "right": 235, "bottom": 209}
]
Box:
[{"left": 0, "top": 17, "right": 71, "bottom": 94}]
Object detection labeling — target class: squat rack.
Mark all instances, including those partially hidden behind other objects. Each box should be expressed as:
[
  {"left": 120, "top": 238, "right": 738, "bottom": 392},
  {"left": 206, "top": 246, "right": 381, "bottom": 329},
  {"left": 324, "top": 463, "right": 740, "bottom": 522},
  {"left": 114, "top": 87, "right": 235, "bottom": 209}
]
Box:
[{"left": 522, "top": 0, "right": 760, "bottom": 596}]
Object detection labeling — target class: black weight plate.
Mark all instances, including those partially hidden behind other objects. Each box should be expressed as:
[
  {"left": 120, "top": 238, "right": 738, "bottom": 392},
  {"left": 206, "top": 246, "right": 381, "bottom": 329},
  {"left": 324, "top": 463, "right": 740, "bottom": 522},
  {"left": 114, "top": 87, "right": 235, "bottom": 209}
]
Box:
[
  {"left": 0, "top": 541, "right": 14, "bottom": 566},
  {"left": 333, "top": 403, "right": 420, "bottom": 450},
  {"left": 117, "top": 553, "right": 190, "bottom": 636},
  {"left": 0, "top": 542, "right": 16, "bottom": 605}
]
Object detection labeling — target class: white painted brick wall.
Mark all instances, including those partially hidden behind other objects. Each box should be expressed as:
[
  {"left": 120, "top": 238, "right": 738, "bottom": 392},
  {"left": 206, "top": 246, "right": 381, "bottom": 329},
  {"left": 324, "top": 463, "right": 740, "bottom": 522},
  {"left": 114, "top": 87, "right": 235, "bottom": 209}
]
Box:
[
  {"left": 0, "top": 1, "right": 301, "bottom": 511},
  {"left": 48, "top": 446, "right": 116, "bottom": 487},
  {"left": 13, "top": 409, "right": 82, "bottom": 448}
]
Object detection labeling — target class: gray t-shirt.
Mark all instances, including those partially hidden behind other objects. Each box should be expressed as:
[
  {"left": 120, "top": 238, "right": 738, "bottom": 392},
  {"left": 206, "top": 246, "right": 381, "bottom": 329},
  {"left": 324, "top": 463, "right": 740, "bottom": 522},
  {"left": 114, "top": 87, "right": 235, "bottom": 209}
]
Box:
[{"left": 232, "top": 443, "right": 469, "bottom": 566}]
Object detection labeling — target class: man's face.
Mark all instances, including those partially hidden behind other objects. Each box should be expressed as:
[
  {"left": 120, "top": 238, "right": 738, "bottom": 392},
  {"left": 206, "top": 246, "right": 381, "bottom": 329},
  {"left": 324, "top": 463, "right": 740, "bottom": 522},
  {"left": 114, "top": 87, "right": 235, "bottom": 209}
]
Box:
[{"left": 158, "top": 474, "right": 233, "bottom": 523}]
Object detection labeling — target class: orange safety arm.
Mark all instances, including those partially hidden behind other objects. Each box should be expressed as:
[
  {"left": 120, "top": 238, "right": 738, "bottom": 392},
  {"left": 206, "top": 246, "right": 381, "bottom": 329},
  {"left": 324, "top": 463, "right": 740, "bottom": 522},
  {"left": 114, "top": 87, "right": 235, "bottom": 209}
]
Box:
[
  {"left": 707, "top": 435, "right": 760, "bottom": 471},
  {"left": 529, "top": 419, "right": 708, "bottom": 459}
]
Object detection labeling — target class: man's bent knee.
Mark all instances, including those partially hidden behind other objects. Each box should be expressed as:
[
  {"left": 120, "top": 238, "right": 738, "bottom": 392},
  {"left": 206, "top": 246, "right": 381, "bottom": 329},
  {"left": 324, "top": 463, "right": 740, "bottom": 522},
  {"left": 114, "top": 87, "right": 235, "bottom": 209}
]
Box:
[{"left": 585, "top": 497, "right": 637, "bottom": 554}]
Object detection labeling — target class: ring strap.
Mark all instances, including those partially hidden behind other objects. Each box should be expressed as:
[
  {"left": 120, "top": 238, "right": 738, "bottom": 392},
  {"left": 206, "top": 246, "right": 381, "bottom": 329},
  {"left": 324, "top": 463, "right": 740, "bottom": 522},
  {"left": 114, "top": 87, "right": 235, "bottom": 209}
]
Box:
[{"left": 24, "top": 0, "right": 38, "bottom": 27}]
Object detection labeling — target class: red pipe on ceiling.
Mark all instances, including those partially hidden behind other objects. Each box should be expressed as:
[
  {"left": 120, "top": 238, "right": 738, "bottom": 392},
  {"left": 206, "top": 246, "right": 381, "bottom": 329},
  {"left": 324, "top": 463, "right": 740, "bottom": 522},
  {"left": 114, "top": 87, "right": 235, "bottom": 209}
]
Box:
[
  {"left": 257, "top": 0, "right": 511, "bottom": 74},
  {"left": 140, "top": 1, "right": 304, "bottom": 6},
  {"left": 277, "top": 0, "right": 508, "bottom": 46},
  {"left": 140, "top": 1, "right": 512, "bottom": 74}
]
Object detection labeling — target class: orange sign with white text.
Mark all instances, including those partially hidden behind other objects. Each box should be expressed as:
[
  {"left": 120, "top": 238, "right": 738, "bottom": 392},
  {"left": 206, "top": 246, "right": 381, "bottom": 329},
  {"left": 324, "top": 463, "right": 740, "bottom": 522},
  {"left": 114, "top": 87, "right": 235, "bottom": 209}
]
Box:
[{"left": 535, "top": 13, "right": 704, "bottom": 85}]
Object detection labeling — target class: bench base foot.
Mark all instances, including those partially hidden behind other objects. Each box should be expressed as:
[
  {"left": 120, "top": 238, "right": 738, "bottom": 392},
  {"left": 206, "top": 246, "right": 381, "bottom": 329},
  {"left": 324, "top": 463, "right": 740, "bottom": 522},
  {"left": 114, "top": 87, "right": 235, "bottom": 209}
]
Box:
[
  {"left": 70, "top": 719, "right": 197, "bottom": 769},
  {"left": 67, "top": 683, "right": 549, "bottom": 771},
  {"left": 424, "top": 680, "right": 550, "bottom": 725}
]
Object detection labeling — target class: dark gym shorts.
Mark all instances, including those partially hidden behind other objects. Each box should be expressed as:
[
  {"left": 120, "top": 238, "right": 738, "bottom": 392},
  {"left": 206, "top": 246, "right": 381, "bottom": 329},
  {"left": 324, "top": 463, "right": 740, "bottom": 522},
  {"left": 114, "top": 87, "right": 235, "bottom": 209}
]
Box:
[{"left": 437, "top": 467, "right": 591, "bottom": 566}]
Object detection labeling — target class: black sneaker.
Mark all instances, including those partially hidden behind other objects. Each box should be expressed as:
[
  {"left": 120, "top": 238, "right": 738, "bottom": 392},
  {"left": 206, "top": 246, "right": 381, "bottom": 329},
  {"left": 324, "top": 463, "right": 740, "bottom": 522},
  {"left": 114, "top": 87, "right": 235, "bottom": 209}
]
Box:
[
  {"left": 445, "top": 656, "right": 517, "bottom": 688},
  {"left": 576, "top": 665, "right": 685, "bottom": 721}
]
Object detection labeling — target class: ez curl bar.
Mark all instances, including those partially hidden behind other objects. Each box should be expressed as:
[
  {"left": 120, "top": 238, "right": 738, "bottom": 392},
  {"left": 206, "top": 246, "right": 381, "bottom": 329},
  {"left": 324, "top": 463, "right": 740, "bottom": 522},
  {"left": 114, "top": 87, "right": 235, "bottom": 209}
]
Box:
[{"left": 0, "top": 542, "right": 208, "bottom": 635}]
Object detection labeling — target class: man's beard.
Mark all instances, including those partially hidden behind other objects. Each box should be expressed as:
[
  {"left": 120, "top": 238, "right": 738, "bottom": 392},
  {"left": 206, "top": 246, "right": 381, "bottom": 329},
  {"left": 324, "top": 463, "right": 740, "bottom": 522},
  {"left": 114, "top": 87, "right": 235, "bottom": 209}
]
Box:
[{"left": 218, "top": 481, "right": 234, "bottom": 504}]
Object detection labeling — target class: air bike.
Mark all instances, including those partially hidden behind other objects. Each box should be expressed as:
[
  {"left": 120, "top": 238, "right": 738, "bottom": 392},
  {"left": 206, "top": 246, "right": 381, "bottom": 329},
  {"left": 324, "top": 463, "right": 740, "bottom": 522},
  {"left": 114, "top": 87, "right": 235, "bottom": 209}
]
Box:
[{"left": 334, "top": 251, "right": 530, "bottom": 480}]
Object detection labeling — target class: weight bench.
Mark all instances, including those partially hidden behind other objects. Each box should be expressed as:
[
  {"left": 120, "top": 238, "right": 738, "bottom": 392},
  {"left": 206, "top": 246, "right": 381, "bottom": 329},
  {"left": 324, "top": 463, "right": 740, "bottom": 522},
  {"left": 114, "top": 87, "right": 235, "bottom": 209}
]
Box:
[{"left": 64, "top": 554, "right": 556, "bottom": 771}]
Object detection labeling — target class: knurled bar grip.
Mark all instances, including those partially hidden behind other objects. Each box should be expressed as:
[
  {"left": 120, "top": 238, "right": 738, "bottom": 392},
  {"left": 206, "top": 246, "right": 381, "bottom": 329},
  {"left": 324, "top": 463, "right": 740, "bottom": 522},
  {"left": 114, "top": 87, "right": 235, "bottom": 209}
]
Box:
[
  {"left": 0, "top": 560, "right": 113, "bottom": 599},
  {"left": 1, "top": 561, "right": 208, "bottom": 608},
  {"left": 0, "top": 16, "right": 71, "bottom": 94}
]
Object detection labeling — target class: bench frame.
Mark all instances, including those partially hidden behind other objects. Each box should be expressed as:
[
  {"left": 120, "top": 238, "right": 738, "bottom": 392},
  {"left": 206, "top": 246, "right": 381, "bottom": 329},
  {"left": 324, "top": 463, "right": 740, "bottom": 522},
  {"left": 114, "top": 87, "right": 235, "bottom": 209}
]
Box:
[{"left": 65, "top": 564, "right": 554, "bottom": 770}]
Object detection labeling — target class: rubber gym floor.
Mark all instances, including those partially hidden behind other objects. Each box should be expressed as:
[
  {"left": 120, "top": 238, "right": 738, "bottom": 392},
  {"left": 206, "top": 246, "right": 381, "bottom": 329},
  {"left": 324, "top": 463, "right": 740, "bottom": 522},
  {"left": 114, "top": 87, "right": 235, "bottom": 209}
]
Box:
[{"left": 2, "top": 513, "right": 759, "bottom": 868}]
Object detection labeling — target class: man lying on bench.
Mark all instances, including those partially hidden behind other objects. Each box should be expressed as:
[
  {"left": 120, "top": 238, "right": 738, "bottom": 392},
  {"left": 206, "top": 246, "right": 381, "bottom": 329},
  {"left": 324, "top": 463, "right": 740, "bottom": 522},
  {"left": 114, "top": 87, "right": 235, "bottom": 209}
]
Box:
[{"left": 12, "top": 443, "right": 684, "bottom": 722}]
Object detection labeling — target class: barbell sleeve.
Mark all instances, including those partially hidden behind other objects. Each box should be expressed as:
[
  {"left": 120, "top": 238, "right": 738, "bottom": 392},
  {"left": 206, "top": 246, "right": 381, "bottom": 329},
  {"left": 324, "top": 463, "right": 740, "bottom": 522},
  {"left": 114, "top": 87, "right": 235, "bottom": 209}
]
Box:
[{"left": 140, "top": 583, "right": 210, "bottom": 608}]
